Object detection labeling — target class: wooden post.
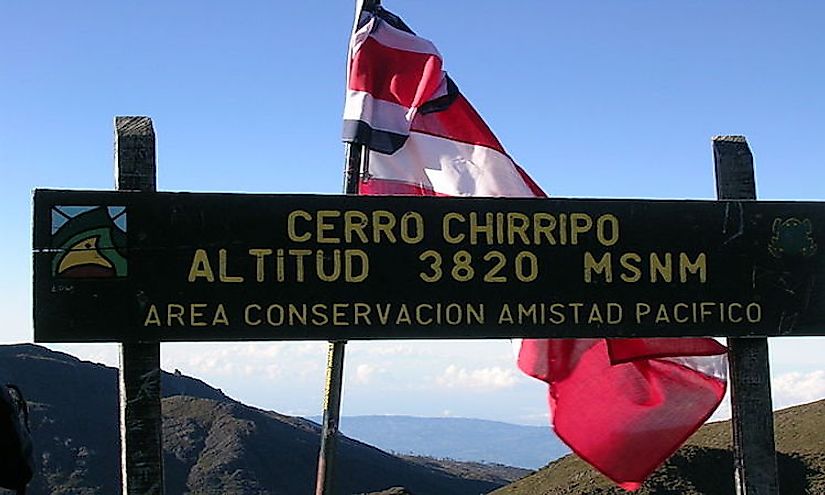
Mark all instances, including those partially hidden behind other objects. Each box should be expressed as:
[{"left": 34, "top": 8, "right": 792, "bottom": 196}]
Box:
[
  {"left": 315, "top": 141, "right": 364, "bottom": 495},
  {"left": 713, "top": 135, "right": 779, "bottom": 495},
  {"left": 116, "top": 116, "right": 164, "bottom": 495},
  {"left": 315, "top": 0, "right": 379, "bottom": 491}
]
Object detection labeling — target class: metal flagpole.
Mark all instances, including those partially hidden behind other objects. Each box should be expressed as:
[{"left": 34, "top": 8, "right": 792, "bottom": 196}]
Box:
[{"left": 314, "top": 2, "right": 377, "bottom": 494}]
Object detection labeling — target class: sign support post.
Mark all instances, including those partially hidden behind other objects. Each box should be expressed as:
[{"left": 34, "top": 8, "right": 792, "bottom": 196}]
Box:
[
  {"left": 115, "top": 116, "right": 165, "bottom": 495},
  {"left": 315, "top": 1, "right": 377, "bottom": 492},
  {"left": 713, "top": 135, "right": 779, "bottom": 495},
  {"left": 315, "top": 136, "right": 366, "bottom": 495}
]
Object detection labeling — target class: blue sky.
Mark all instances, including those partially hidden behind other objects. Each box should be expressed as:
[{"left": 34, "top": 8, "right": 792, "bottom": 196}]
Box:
[{"left": 2, "top": 1, "right": 824, "bottom": 426}]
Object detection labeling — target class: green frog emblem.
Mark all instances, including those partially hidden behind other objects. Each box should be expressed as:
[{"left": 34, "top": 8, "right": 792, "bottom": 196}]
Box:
[{"left": 768, "top": 217, "right": 817, "bottom": 258}]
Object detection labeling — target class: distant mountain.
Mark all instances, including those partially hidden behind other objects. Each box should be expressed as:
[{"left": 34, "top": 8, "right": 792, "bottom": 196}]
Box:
[
  {"left": 491, "top": 399, "right": 825, "bottom": 495},
  {"left": 0, "top": 344, "right": 522, "bottom": 494},
  {"left": 313, "top": 415, "right": 568, "bottom": 469}
]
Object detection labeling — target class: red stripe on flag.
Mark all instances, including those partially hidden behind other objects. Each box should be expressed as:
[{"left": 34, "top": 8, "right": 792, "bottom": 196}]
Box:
[
  {"left": 607, "top": 338, "right": 727, "bottom": 364},
  {"left": 358, "top": 178, "right": 450, "bottom": 196},
  {"left": 411, "top": 95, "right": 507, "bottom": 154},
  {"left": 548, "top": 340, "right": 726, "bottom": 490},
  {"left": 514, "top": 164, "right": 547, "bottom": 197},
  {"left": 518, "top": 338, "right": 727, "bottom": 489},
  {"left": 350, "top": 36, "right": 443, "bottom": 109}
]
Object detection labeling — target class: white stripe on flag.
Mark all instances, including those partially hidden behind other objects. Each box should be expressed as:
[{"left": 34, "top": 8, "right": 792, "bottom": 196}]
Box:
[
  {"left": 662, "top": 355, "right": 729, "bottom": 381},
  {"left": 368, "top": 132, "right": 536, "bottom": 197},
  {"left": 343, "top": 90, "right": 412, "bottom": 136},
  {"left": 370, "top": 17, "right": 441, "bottom": 56}
]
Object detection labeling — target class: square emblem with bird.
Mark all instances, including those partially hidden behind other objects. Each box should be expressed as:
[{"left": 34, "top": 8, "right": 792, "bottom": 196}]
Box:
[{"left": 50, "top": 206, "right": 128, "bottom": 278}]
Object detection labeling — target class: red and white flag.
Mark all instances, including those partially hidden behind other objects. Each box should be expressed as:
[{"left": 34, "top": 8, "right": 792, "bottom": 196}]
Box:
[{"left": 343, "top": 4, "right": 728, "bottom": 490}]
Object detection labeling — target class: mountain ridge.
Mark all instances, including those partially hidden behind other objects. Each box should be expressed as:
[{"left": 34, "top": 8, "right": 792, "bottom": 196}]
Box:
[
  {"left": 492, "top": 398, "right": 825, "bottom": 494},
  {"left": 309, "top": 414, "right": 567, "bottom": 469},
  {"left": 0, "top": 344, "right": 526, "bottom": 494}
]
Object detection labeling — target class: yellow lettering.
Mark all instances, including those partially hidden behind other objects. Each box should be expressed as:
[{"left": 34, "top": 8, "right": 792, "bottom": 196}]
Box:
[
  {"left": 416, "top": 304, "right": 433, "bottom": 325},
  {"left": 333, "top": 304, "right": 349, "bottom": 326},
  {"left": 569, "top": 303, "right": 583, "bottom": 324},
  {"left": 287, "top": 210, "right": 312, "bottom": 242},
  {"left": 607, "top": 303, "right": 622, "bottom": 324},
  {"left": 288, "top": 304, "right": 307, "bottom": 325},
  {"left": 354, "top": 303, "right": 372, "bottom": 325},
  {"left": 400, "top": 212, "right": 424, "bottom": 244},
  {"left": 650, "top": 253, "right": 673, "bottom": 283},
  {"left": 655, "top": 304, "right": 671, "bottom": 323},
  {"left": 679, "top": 253, "right": 707, "bottom": 283},
  {"left": 396, "top": 304, "right": 412, "bottom": 324},
  {"left": 345, "top": 249, "right": 369, "bottom": 282},
  {"left": 466, "top": 304, "right": 484, "bottom": 324},
  {"left": 619, "top": 252, "right": 642, "bottom": 283},
  {"left": 470, "top": 212, "right": 494, "bottom": 245},
  {"left": 316, "top": 210, "right": 341, "bottom": 244},
  {"left": 212, "top": 304, "right": 229, "bottom": 326},
  {"left": 344, "top": 211, "right": 369, "bottom": 243},
  {"left": 636, "top": 303, "right": 651, "bottom": 323},
  {"left": 372, "top": 211, "right": 397, "bottom": 243},
  {"left": 597, "top": 214, "right": 619, "bottom": 246},
  {"left": 267, "top": 304, "right": 284, "bottom": 326},
  {"left": 289, "top": 249, "right": 312, "bottom": 282},
  {"left": 316, "top": 249, "right": 341, "bottom": 282},
  {"left": 167, "top": 304, "right": 185, "bottom": 326},
  {"left": 190, "top": 303, "right": 208, "bottom": 327},
  {"left": 376, "top": 304, "right": 392, "bottom": 325},
  {"left": 700, "top": 302, "right": 715, "bottom": 322},
  {"left": 588, "top": 304, "right": 604, "bottom": 324},
  {"left": 673, "top": 303, "right": 690, "bottom": 323},
  {"left": 311, "top": 304, "right": 329, "bottom": 326},
  {"left": 507, "top": 213, "right": 531, "bottom": 245},
  {"left": 498, "top": 304, "right": 514, "bottom": 324},
  {"left": 445, "top": 303, "right": 463, "bottom": 325},
  {"left": 443, "top": 213, "right": 465, "bottom": 244},
  {"left": 584, "top": 252, "right": 612, "bottom": 283},
  {"left": 144, "top": 304, "right": 161, "bottom": 326},
  {"left": 747, "top": 303, "right": 761, "bottom": 323},
  {"left": 569, "top": 213, "right": 592, "bottom": 245},
  {"left": 533, "top": 213, "right": 556, "bottom": 245},
  {"left": 219, "top": 249, "right": 244, "bottom": 283},
  {"left": 245, "top": 304, "right": 262, "bottom": 325},
  {"left": 549, "top": 303, "right": 565, "bottom": 324},
  {"left": 249, "top": 249, "right": 272, "bottom": 282},
  {"left": 728, "top": 303, "right": 743, "bottom": 323},
  {"left": 188, "top": 249, "right": 215, "bottom": 282}
]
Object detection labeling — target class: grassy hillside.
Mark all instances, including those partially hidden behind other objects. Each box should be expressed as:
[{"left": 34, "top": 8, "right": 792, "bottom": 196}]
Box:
[{"left": 491, "top": 400, "right": 825, "bottom": 495}]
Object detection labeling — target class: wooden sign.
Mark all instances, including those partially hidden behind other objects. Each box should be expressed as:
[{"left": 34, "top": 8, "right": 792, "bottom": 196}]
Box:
[{"left": 33, "top": 189, "right": 825, "bottom": 342}]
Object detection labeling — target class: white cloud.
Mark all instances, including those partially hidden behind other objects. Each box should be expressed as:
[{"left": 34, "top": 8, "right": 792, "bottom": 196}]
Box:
[
  {"left": 158, "top": 342, "right": 325, "bottom": 382},
  {"left": 354, "top": 343, "right": 416, "bottom": 357},
  {"left": 709, "top": 394, "right": 732, "bottom": 422},
  {"left": 354, "top": 363, "right": 377, "bottom": 384},
  {"left": 710, "top": 370, "right": 825, "bottom": 423},
  {"left": 772, "top": 370, "right": 825, "bottom": 408},
  {"left": 436, "top": 364, "right": 519, "bottom": 390}
]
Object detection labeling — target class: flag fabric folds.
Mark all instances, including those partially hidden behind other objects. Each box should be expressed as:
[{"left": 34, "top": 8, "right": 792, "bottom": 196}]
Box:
[
  {"left": 343, "top": 8, "right": 543, "bottom": 197},
  {"left": 343, "top": 5, "right": 728, "bottom": 490}
]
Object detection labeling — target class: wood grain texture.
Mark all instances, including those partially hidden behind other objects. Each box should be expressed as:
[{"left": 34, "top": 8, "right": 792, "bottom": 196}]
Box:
[
  {"left": 116, "top": 116, "right": 164, "bottom": 495},
  {"left": 33, "top": 190, "right": 825, "bottom": 341},
  {"left": 714, "top": 135, "right": 779, "bottom": 495}
]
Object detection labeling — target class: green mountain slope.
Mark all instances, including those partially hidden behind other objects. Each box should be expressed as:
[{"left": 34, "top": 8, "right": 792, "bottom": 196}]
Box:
[
  {"left": 491, "top": 400, "right": 825, "bottom": 495},
  {"left": 0, "top": 344, "right": 517, "bottom": 494}
]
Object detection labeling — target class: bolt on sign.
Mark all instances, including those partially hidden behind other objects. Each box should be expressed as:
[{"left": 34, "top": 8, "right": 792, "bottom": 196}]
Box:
[{"left": 32, "top": 189, "right": 825, "bottom": 342}]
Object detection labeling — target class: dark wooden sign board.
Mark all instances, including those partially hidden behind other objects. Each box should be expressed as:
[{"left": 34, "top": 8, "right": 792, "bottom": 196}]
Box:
[
  {"left": 33, "top": 119, "right": 787, "bottom": 495},
  {"left": 34, "top": 189, "right": 825, "bottom": 342}
]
